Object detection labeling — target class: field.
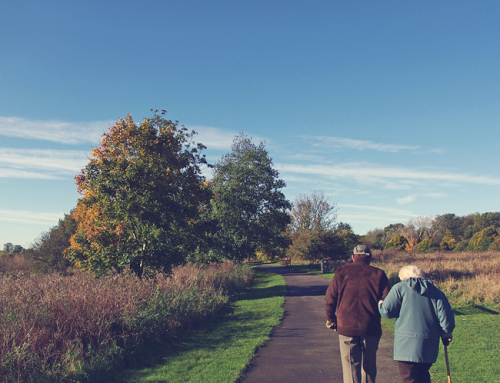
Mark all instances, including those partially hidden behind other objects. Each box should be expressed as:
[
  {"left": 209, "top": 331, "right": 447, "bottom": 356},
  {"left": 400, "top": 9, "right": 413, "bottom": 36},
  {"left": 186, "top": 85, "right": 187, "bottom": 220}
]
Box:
[{"left": 372, "top": 249, "right": 500, "bottom": 309}]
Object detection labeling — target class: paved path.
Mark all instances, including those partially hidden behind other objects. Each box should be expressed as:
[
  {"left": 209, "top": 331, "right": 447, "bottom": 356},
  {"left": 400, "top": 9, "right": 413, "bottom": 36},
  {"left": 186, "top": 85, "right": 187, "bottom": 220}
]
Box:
[{"left": 241, "top": 266, "right": 400, "bottom": 383}]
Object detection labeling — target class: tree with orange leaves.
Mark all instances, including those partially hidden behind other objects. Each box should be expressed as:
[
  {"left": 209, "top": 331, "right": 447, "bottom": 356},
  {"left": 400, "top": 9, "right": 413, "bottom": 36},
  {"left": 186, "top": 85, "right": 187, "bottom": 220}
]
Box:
[{"left": 64, "top": 110, "right": 212, "bottom": 277}]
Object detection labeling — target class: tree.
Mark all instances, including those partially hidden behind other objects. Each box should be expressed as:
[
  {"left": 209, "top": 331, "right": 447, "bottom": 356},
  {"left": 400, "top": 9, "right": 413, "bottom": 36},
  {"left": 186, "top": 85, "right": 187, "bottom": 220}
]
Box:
[
  {"left": 385, "top": 234, "right": 408, "bottom": 251},
  {"left": 415, "top": 237, "right": 436, "bottom": 252},
  {"left": 3, "top": 243, "right": 13, "bottom": 253},
  {"left": 28, "top": 212, "right": 77, "bottom": 274},
  {"left": 382, "top": 223, "right": 405, "bottom": 243},
  {"left": 334, "top": 222, "right": 360, "bottom": 258},
  {"left": 467, "top": 227, "right": 498, "bottom": 251},
  {"left": 362, "top": 228, "right": 385, "bottom": 250},
  {"left": 289, "top": 191, "right": 337, "bottom": 233},
  {"left": 65, "top": 111, "right": 212, "bottom": 277},
  {"left": 439, "top": 230, "right": 459, "bottom": 251},
  {"left": 286, "top": 191, "right": 354, "bottom": 262},
  {"left": 403, "top": 216, "right": 436, "bottom": 242},
  {"left": 209, "top": 133, "right": 291, "bottom": 261},
  {"left": 286, "top": 229, "right": 337, "bottom": 262}
]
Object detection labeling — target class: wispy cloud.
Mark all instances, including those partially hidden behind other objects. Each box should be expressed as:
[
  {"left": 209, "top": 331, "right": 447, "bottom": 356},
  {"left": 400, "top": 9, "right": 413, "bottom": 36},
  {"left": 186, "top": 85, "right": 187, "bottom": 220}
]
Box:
[
  {"left": 276, "top": 162, "right": 500, "bottom": 187},
  {"left": 396, "top": 192, "right": 446, "bottom": 205},
  {"left": 0, "top": 148, "right": 88, "bottom": 178},
  {"left": 309, "top": 136, "right": 419, "bottom": 152},
  {"left": 0, "top": 209, "right": 62, "bottom": 225},
  {"left": 0, "top": 116, "right": 111, "bottom": 144},
  {"left": 396, "top": 195, "right": 417, "bottom": 204},
  {"left": 337, "top": 203, "right": 419, "bottom": 229},
  {"left": 338, "top": 203, "right": 417, "bottom": 216},
  {"left": 0, "top": 169, "right": 61, "bottom": 179},
  {"left": 188, "top": 126, "right": 236, "bottom": 151}
]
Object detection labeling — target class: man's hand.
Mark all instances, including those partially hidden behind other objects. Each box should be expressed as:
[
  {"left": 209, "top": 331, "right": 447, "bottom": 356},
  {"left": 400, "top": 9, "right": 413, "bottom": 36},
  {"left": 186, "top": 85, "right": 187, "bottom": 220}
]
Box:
[
  {"left": 441, "top": 334, "right": 452, "bottom": 346},
  {"left": 326, "top": 320, "right": 337, "bottom": 331},
  {"left": 378, "top": 300, "right": 384, "bottom": 309}
]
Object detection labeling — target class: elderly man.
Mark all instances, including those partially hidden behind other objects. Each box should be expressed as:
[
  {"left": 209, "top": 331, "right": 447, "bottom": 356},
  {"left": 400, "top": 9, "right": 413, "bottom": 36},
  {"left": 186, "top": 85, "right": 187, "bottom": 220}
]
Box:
[
  {"left": 325, "top": 245, "right": 391, "bottom": 383},
  {"left": 379, "top": 265, "right": 455, "bottom": 383}
]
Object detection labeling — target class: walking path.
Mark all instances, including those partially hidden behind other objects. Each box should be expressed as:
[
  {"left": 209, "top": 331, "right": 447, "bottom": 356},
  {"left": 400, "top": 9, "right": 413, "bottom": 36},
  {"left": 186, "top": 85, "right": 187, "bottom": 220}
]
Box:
[{"left": 241, "top": 265, "right": 400, "bottom": 383}]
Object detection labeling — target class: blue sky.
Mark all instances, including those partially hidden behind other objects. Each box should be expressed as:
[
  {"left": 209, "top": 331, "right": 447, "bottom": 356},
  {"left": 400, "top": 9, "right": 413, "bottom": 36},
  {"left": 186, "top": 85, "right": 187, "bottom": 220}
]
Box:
[{"left": 1, "top": 1, "right": 500, "bottom": 247}]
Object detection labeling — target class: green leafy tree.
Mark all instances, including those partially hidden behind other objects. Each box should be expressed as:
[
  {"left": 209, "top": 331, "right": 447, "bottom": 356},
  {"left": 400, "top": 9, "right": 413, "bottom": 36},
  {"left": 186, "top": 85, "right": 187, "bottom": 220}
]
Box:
[
  {"left": 439, "top": 230, "right": 459, "bottom": 251},
  {"left": 286, "top": 191, "right": 354, "bottom": 262},
  {"left": 362, "top": 228, "right": 385, "bottom": 250},
  {"left": 334, "top": 222, "right": 360, "bottom": 258},
  {"left": 385, "top": 234, "right": 408, "bottom": 251},
  {"left": 415, "top": 237, "right": 436, "bottom": 252},
  {"left": 286, "top": 229, "right": 336, "bottom": 262},
  {"left": 467, "top": 226, "right": 498, "bottom": 251},
  {"left": 488, "top": 236, "right": 500, "bottom": 251},
  {"left": 454, "top": 238, "right": 470, "bottom": 252},
  {"left": 28, "top": 212, "right": 77, "bottom": 273},
  {"left": 65, "top": 111, "right": 212, "bottom": 277},
  {"left": 209, "top": 133, "right": 291, "bottom": 261}
]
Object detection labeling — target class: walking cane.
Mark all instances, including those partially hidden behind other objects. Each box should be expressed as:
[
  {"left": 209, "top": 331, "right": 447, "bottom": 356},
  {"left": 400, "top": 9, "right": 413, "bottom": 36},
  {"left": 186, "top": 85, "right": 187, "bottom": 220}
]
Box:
[{"left": 444, "top": 344, "right": 451, "bottom": 383}]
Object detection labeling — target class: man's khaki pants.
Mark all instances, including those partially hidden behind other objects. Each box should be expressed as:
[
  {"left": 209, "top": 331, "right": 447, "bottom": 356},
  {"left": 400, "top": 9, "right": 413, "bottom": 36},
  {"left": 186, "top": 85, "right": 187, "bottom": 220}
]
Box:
[{"left": 338, "top": 334, "right": 381, "bottom": 383}]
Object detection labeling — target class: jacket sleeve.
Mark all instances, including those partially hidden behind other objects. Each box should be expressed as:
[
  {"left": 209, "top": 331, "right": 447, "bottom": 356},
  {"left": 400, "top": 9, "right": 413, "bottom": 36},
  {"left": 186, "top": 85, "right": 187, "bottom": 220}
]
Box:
[
  {"left": 435, "top": 290, "right": 455, "bottom": 335},
  {"left": 379, "top": 284, "right": 402, "bottom": 319},
  {"left": 325, "top": 277, "right": 338, "bottom": 322},
  {"left": 381, "top": 272, "right": 391, "bottom": 300}
]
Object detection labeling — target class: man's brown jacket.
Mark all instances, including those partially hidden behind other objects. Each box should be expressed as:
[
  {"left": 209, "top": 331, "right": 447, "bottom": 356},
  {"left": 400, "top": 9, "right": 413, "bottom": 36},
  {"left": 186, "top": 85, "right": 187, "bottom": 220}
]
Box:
[{"left": 325, "top": 256, "right": 391, "bottom": 337}]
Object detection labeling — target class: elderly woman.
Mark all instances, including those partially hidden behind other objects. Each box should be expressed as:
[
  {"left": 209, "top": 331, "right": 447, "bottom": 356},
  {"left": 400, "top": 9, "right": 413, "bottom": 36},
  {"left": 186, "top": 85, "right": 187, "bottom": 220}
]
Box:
[{"left": 378, "top": 265, "right": 455, "bottom": 383}]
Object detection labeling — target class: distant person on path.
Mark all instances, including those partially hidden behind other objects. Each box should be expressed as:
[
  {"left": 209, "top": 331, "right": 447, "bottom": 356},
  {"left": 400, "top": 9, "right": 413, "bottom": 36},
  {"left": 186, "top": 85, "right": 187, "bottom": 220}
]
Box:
[
  {"left": 325, "top": 244, "right": 391, "bottom": 383},
  {"left": 378, "top": 265, "right": 455, "bottom": 383}
]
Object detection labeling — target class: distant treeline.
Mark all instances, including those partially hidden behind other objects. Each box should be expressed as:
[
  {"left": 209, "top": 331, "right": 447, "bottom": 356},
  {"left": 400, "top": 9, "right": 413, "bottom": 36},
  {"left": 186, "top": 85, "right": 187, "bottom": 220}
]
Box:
[{"left": 363, "top": 212, "right": 500, "bottom": 252}]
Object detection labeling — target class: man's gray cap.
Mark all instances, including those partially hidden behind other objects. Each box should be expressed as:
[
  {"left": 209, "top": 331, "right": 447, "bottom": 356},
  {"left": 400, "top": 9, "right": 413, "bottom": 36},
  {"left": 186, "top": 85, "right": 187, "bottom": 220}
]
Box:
[{"left": 353, "top": 244, "right": 371, "bottom": 256}]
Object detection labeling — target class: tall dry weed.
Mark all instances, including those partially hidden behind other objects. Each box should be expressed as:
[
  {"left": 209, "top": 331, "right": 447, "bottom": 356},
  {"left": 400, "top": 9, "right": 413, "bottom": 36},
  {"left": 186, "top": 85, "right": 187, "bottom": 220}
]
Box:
[
  {"left": 372, "top": 250, "right": 500, "bottom": 307},
  {"left": 0, "top": 261, "right": 253, "bottom": 382}
]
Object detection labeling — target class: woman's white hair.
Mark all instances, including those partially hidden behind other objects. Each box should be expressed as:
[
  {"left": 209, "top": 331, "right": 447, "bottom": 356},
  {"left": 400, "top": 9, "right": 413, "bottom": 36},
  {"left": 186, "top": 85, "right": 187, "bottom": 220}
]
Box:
[{"left": 399, "top": 265, "right": 425, "bottom": 281}]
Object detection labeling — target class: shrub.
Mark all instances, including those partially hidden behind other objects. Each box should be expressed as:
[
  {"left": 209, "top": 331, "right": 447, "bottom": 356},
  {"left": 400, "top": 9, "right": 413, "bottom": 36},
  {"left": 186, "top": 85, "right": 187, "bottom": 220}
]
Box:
[
  {"left": 454, "top": 238, "right": 469, "bottom": 252},
  {"left": 415, "top": 237, "right": 436, "bottom": 252},
  {"left": 439, "top": 230, "right": 459, "bottom": 251},
  {"left": 385, "top": 234, "right": 408, "bottom": 251},
  {"left": 0, "top": 261, "right": 253, "bottom": 382},
  {"left": 467, "top": 227, "right": 498, "bottom": 251},
  {"left": 489, "top": 236, "right": 500, "bottom": 251}
]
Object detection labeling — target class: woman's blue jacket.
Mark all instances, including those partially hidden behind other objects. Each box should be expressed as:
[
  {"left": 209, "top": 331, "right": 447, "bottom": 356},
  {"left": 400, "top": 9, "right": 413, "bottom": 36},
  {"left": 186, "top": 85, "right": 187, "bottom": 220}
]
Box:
[{"left": 379, "top": 277, "right": 455, "bottom": 363}]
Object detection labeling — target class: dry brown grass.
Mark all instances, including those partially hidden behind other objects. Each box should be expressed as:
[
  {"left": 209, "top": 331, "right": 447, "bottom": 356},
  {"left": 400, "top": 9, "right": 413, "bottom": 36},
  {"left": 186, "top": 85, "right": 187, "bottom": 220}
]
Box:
[
  {"left": 0, "top": 261, "right": 253, "bottom": 382},
  {"left": 372, "top": 250, "right": 500, "bottom": 308}
]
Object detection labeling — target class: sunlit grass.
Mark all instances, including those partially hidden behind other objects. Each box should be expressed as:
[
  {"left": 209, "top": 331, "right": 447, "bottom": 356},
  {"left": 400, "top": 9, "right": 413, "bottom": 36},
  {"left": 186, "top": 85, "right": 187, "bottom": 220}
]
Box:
[
  {"left": 429, "top": 313, "right": 500, "bottom": 383},
  {"left": 109, "top": 268, "right": 286, "bottom": 383}
]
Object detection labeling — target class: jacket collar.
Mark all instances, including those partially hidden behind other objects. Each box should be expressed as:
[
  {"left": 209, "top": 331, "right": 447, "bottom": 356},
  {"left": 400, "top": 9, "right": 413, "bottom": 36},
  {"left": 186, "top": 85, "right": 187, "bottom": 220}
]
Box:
[{"left": 352, "top": 256, "right": 371, "bottom": 265}]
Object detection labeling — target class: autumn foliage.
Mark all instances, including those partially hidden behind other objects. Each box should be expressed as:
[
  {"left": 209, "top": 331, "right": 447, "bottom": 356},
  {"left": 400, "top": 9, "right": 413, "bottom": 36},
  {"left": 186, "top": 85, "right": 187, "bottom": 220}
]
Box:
[{"left": 65, "top": 111, "right": 212, "bottom": 277}]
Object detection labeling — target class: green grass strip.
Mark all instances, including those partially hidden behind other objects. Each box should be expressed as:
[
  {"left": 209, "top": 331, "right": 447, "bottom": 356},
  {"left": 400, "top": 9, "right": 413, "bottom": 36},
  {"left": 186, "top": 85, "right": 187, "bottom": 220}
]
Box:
[
  {"left": 111, "top": 268, "right": 285, "bottom": 383},
  {"left": 279, "top": 262, "right": 335, "bottom": 281},
  {"left": 430, "top": 313, "right": 500, "bottom": 383}
]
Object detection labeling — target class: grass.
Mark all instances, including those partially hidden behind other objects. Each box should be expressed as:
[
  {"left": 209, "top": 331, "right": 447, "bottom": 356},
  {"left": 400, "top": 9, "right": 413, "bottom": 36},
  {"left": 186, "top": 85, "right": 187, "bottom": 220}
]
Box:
[
  {"left": 106, "top": 268, "right": 286, "bottom": 383},
  {"left": 430, "top": 313, "right": 500, "bottom": 383},
  {"left": 278, "top": 262, "right": 335, "bottom": 281}
]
